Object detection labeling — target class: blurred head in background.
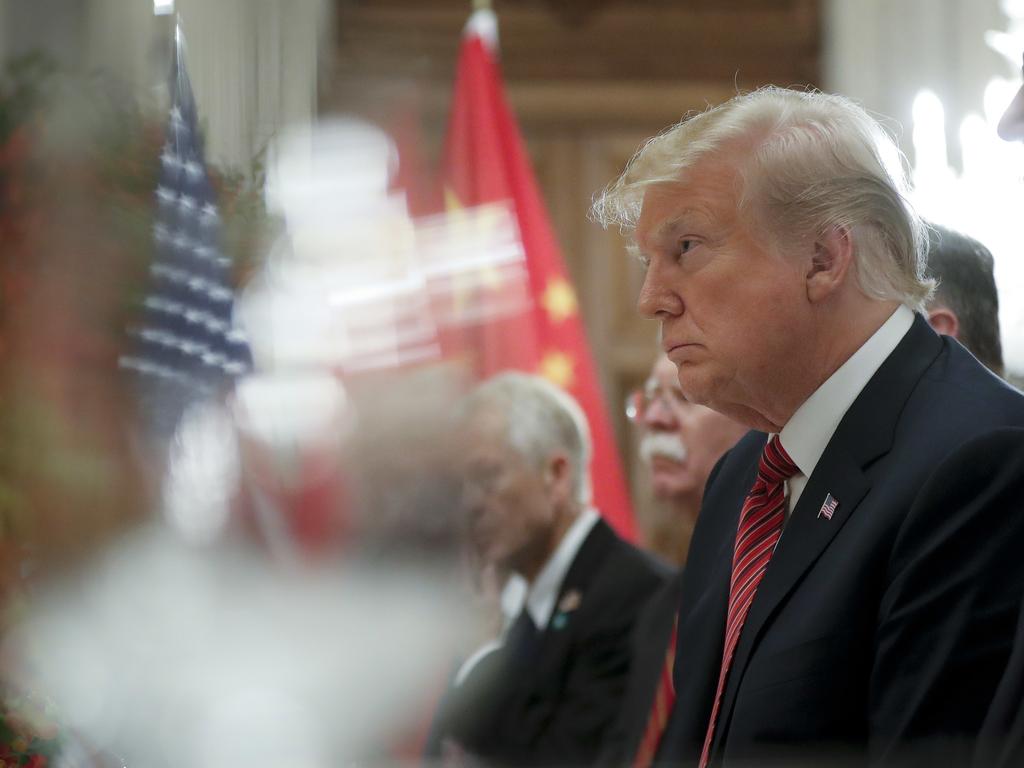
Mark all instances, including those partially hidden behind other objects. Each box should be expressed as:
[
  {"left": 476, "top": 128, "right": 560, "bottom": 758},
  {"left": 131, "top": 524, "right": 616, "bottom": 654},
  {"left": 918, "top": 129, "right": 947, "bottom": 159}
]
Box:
[
  {"left": 924, "top": 224, "right": 1004, "bottom": 378},
  {"left": 455, "top": 372, "right": 591, "bottom": 584},
  {"left": 629, "top": 354, "right": 746, "bottom": 565}
]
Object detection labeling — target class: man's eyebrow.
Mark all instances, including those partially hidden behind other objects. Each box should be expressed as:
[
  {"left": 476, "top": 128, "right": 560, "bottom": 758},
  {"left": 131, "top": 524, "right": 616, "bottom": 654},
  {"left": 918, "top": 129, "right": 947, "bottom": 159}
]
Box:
[{"left": 652, "top": 209, "right": 704, "bottom": 241}]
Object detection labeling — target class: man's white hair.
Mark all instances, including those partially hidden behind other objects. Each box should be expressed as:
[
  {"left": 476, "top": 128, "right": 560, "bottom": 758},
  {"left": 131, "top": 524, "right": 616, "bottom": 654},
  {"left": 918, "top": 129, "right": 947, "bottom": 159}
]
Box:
[
  {"left": 591, "top": 86, "right": 934, "bottom": 310},
  {"left": 462, "top": 372, "right": 593, "bottom": 505}
]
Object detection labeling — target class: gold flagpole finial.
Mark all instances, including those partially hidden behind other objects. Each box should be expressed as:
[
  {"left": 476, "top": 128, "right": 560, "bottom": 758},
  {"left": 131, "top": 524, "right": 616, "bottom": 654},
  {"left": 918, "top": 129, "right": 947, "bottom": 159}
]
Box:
[{"left": 472, "top": 0, "right": 492, "bottom": 11}]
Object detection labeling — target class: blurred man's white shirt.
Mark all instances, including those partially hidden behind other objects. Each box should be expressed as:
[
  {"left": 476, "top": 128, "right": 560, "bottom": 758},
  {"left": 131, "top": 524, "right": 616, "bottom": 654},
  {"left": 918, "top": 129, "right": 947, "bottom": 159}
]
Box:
[{"left": 454, "top": 508, "right": 600, "bottom": 686}]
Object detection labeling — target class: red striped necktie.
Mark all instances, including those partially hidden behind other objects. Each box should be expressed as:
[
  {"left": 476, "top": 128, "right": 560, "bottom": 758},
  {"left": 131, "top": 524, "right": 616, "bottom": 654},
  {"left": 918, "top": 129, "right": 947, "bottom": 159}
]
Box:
[
  {"left": 631, "top": 613, "right": 679, "bottom": 768},
  {"left": 698, "top": 435, "right": 799, "bottom": 768}
]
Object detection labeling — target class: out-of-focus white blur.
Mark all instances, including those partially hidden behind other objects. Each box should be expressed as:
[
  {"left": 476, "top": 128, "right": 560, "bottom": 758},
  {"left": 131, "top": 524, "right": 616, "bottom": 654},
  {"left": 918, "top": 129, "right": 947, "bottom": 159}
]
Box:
[
  {"left": 162, "top": 400, "right": 240, "bottom": 546},
  {"left": 909, "top": 74, "right": 1024, "bottom": 375},
  {"left": 5, "top": 526, "right": 469, "bottom": 767},
  {"left": 0, "top": 106, "right": 522, "bottom": 766},
  {"left": 240, "top": 118, "right": 531, "bottom": 374},
  {"left": 233, "top": 372, "right": 355, "bottom": 561},
  {"left": 234, "top": 373, "right": 352, "bottom": 481}
]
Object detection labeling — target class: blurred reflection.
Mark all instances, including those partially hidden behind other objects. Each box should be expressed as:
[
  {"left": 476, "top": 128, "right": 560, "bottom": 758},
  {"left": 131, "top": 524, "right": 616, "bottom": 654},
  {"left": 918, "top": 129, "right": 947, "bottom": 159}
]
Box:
[
  {"left": 0, "top": 53, "right": 529, "bottom": 764},
  {"left": 6, "top": 528, "right": 469, "bottom": 767},
  {"left": 162, "top": 399, "right": 239, "bottom": 546}
]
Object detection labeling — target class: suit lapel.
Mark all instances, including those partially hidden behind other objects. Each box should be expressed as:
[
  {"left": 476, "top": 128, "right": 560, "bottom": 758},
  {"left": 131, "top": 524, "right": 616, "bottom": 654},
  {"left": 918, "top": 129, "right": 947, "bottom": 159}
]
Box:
[
  {"left": 670, "top": 438, "right": 761, "bottom": 755},
  {"left": 530, "top": 518, "right": 615, "bottom": 692},
  {"left": 711, "top": 314, "right": 944, "bottom": 755}
]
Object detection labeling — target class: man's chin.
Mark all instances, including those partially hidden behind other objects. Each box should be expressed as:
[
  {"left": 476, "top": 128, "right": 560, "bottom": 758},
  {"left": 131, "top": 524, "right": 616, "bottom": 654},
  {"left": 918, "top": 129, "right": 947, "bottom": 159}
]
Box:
[
  {"left": 649, "top": 456, "right": 685, "bottom": 474},
  {"left": 651, "top": 475, "right": 697, "bottom": 501},
  {"left": 676, "top": 368, "right": 727, "bottom": 409}
]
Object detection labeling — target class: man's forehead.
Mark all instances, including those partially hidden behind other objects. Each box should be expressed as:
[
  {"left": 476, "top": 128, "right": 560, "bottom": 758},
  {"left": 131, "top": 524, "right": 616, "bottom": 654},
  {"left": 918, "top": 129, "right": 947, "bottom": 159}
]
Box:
[
  {"left": 637, "top": 162, "right": 739, "bottom": 228},
  {"left": 635, "top": 191, "right": 704, "bottom": 250},
  {"left": 467, "top": 404, "right": 506, "bottom": 431},
  {"left": 649, "top": 205, "right": 709, "bottom": 237}
]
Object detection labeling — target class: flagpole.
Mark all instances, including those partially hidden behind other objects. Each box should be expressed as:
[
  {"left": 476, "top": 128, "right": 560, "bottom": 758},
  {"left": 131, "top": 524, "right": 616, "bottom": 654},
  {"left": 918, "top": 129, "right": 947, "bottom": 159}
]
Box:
[{"left": 174, "top": 12, "right": 185, "bottom": 74}]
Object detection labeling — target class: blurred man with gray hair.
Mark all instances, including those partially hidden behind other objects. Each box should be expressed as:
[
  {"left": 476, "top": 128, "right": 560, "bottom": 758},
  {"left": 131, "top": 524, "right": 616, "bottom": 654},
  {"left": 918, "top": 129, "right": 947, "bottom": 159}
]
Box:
[
  {"left": 430, "top": 372, "right": 666, "bottom": 767},
  {"left": 593, "top": 86, "right": 1024, "bottom": 766}
]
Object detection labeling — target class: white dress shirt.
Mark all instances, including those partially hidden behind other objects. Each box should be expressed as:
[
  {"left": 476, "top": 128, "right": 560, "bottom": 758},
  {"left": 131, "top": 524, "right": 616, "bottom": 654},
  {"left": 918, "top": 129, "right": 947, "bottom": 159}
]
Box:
[
  {"left": 454, "top": 508, "right": 601, "bottom": 686},
  {"left": 504, "top": 507, "right": 600, "bottom": 629},
  {"left": 778, "top": 305, "right": 915, "bottom": 514}
]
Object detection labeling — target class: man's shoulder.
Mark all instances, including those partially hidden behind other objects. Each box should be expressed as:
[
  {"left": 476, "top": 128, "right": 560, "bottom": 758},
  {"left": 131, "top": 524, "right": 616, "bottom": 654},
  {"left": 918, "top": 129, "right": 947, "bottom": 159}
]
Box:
[
  {"left": 601, "top": 521, "right": 672, "bottom": 583},
  {"left": 891, "top": 339, "right": 1024, "bottom": 458},
  {"left": 925, "top": 338, "right": 1024, "bottom": 413},
  {"left": 636, "top": 568, "right": 685, "bottom": 629},
  {"left": 703, "top": 430, "right": 765, "bottom": 489},
  {"left": 578, "top": 519, "right": 670, "bottom": 606}
]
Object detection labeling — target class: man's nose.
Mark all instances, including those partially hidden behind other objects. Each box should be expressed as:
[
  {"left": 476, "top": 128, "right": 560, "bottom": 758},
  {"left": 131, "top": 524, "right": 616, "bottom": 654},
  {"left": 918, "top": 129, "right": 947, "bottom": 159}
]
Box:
[
  {"left": 461, "top": 481, "right": 485, "bottom": 512},
  {"left": 643, "top": 394, "right": 678, "bottom": 429},
  {"left": 637, "top": 261, "right": 682, "bottom": 319},
  {"left": 999, "top": 85, "right": 1024, "bottom": 142}
]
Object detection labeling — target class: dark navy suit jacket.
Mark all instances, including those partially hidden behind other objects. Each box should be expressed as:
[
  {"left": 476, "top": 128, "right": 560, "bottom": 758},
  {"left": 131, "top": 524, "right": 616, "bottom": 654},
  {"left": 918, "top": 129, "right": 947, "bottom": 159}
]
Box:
[
  {"left": 432, "top": 518, "right": 667, "bottom": 767},
  {"left": 598, "top": 570, "right": 685, "bottom": 767},
  {"left": 660, "top": 314, "right": 1024, "bottom": 767}
]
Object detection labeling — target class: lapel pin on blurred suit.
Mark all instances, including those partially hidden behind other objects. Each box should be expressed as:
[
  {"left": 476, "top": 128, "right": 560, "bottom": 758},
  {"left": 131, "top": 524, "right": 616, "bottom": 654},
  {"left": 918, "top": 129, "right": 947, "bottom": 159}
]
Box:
[{"left": 552, "top": 589, "right": 583, "bottom": 629}]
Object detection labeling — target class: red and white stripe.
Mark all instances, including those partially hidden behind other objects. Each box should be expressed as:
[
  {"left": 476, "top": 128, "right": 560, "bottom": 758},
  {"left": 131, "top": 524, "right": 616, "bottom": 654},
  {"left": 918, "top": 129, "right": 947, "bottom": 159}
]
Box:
[
  {"left": 632, "top": 613, "right": 680, "bottom": 768},
  {"left": 698, "top": 435, "right": 798, "bottom": 768}
]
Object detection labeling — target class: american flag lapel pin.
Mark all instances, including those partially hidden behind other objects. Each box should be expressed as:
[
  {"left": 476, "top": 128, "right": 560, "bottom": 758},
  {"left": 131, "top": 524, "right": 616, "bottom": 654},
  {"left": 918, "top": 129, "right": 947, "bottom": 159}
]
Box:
[{"left": 818, "top": 493, "right": 839, "bottom": 520}]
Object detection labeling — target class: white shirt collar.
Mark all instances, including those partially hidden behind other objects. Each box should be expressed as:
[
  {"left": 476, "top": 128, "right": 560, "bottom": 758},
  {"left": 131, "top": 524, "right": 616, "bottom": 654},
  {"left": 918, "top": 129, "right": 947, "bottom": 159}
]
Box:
[
  {"left": 501, "top": 508, "right": 601, "bottom": 630},
  {"left": 780, "top": 305, "right": 915, "bottom": 481}
]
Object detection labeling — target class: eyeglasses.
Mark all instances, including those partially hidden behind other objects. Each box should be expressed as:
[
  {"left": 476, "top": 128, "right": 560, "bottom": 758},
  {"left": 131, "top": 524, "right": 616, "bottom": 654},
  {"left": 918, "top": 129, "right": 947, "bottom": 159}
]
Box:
[{"left": 625, "top": 379, "right": 688, "bottom": 421}]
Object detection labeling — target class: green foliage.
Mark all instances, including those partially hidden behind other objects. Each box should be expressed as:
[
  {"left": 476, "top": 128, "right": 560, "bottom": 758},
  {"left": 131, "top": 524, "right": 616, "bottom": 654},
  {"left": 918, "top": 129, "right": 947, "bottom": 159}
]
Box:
[
  {"left": 0, "top": 53, "right": 56, "bottom": 144},
  {"left": 0, "top": 49, "right": 274, "bottom": 545}
]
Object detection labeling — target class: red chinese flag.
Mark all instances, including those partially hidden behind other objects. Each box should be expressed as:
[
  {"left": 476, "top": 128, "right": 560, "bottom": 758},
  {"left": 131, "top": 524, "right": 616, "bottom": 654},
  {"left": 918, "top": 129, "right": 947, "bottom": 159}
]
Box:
[{"left": 440, "top": 9, "right": 635, "bottom": 539}]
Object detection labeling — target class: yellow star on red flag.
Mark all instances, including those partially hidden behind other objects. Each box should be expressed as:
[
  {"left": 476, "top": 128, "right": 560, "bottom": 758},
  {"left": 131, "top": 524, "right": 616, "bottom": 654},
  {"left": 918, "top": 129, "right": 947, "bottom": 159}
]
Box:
[
  {"left": 539, "top": 350, "right": 575, "bottom": 389},
  {"left": 438, "top": 7, "right": 637, "bottom": 539},
  {"left": 541, "top": 277, "right": 579, "bottom": 324}
]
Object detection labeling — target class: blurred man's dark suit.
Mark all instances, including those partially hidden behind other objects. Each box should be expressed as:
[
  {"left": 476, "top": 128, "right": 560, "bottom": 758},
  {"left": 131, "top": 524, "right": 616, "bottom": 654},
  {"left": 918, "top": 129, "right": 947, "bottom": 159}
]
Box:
[
  {"left": 658, "top": 314, "right": 1024, "bottom": 766},
  {"left": 598, "top": 571, "right": 684, "bottom": 767},
  {"left": 430, "top": 516, "right": 667, "bottom": 767}
]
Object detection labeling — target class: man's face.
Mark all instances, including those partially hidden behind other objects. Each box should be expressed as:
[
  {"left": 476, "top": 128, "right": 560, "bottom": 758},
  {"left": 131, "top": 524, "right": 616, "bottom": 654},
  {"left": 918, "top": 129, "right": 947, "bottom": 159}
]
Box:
[
  {"left": 639, "top": 355, "right": 747, "bottom": 501},
  {"left": 999, "top": 54, "right": 1024, "bottom": 141},
  {"left": 634, "top": 156, "right": 809, "bottom": 429},
  {"left": 456, "top": 409, "right": 557, "bottom": 576}
]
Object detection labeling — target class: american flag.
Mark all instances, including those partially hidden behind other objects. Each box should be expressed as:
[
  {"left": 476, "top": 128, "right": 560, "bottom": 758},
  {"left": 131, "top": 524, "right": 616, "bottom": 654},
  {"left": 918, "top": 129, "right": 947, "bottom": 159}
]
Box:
[
  {"left": 120, "top": 27, "right": 252, "bottom": 441},
  {"left": 818, "top": 492, "right": 839, "bottom": 521}
]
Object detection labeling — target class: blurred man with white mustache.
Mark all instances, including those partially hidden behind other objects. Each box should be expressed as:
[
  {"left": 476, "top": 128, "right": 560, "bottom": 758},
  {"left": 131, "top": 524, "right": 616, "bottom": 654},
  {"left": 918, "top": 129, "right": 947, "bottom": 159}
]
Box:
[
  {"left": 600, "top": 355, "right": 746, "bottom": 766},
  {"left": 632, "top": 354, "right": 748, "bottom": 567}
]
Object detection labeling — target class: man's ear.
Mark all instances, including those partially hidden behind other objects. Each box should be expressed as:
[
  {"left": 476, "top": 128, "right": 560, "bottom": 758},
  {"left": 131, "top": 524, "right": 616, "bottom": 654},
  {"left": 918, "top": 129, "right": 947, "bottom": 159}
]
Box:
[
  {"left": 806, "top": 226, "right": 854, "bottom": 303},
  {"left": 927, "top": 305, "right": 960, "bottom": 339},
  {"left": 545, "top": 454, "right": 574, "bottom": 502}
]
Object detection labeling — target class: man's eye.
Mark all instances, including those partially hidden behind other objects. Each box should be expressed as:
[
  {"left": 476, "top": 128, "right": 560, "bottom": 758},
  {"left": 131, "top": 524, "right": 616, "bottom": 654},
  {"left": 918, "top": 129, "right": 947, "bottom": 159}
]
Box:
[
  {"left": 466, "top": 465, "right": 502, "bottom": 494},
  {"left": 668, "top": 388, "right": 689, "bottom": 407},
  {"left": 678, "top": 238, "right": 696, "bottom": 255}
]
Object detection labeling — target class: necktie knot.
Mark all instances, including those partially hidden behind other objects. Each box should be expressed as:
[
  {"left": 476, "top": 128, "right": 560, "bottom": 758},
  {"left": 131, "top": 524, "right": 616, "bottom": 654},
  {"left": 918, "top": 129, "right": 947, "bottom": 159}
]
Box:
[
  {"left": 505, "top": 608, "right": 541, "bottom": 663},
  {"left": 757, "top": 435, "right": 799, "bottom": 485}
]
